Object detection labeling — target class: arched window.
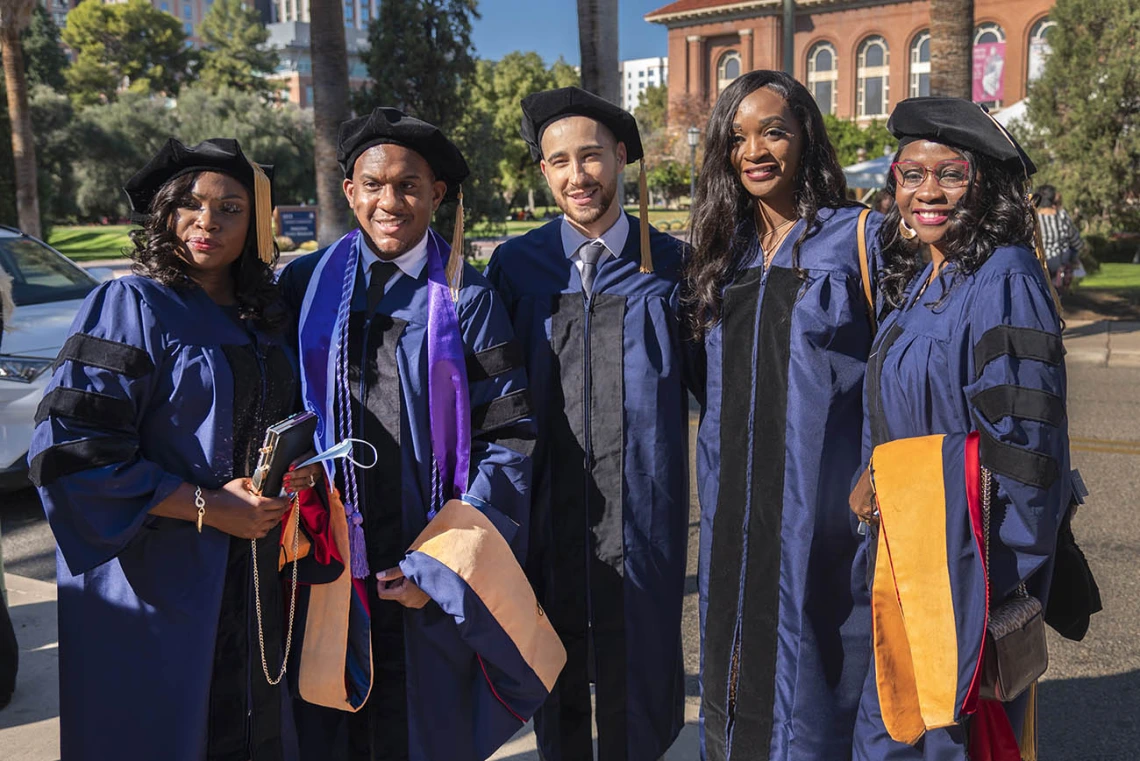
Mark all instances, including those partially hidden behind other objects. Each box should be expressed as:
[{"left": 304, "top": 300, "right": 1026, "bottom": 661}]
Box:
[
  {"left": 857, "top": 36, "right": 890, "bottom": 119},
  {"left": 909, "top": 30, "right": 931, "bottom": 98},
  {"left": 974, "top": 22, "right": 1005, "bottom": 45},
  {"left": 807, "top": 41, "right": 838, "bottom": 116},
  {"left": 717, "top": 51, "right": 742, "bottom": 93},
  {"left": 973, "top": 23, "right": 1006, "bottom": 108},
  {"left": 1027, "top": 17, "right": 1056, "bottom": 84}
]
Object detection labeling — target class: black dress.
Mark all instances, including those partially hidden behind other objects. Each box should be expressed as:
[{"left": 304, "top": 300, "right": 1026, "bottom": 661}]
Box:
[{"left": 207, "top": 310, "right": 299, "bottom": 761}]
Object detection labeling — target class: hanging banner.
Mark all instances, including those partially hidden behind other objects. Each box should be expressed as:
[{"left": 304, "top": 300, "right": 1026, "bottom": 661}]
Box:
[{"left": 973, "top": 42, "right": 1006, "bottom": 103}]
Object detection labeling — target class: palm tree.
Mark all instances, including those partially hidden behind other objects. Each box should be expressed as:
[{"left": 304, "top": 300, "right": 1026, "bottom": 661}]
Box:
[
  {"left": 309, "top": 0, "right": 351, "bottom": 245},
  {"left": 577, "top": 0, "right": 619, "bottom": 104},
  {"left": 929, "top": 0, "right": 974, "bottom": 100},
  {"left": 0, "top": 0, "right": 41, "bottom": 238}
]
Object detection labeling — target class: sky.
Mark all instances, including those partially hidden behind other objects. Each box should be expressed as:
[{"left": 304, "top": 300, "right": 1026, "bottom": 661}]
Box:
[{"left": 470, "top": 0, "right": 672, "bottom": 65}]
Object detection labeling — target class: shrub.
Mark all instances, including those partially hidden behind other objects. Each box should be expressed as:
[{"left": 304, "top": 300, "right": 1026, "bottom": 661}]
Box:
[
  {"left": 298, "top": 239, "right": 319, "bottom": 252},
  {"left": 274, "top": 235, "right": 295, "bottom": 251}
]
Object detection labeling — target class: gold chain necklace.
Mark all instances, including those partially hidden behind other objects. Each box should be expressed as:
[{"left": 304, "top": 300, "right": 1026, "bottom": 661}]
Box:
[
  {"left": 251, "top": 493, "right": 301, "bottom": 686},
  {"left": 757, "top": 217, "right": 797, "bottom": 266}
]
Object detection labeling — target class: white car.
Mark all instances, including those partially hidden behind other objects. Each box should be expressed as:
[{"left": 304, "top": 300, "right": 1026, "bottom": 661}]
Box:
[{"left": 0, "top": 226, "right": 102, "bottom": 491}]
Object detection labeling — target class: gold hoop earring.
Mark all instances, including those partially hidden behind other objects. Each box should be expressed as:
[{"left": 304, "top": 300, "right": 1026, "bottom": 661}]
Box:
[{"left": 899, "top": 219, "right": 918, "bottom": 241}]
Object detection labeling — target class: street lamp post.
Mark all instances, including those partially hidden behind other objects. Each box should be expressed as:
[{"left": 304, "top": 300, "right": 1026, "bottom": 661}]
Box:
[{"left": 687, "top": 126, "right": 701, "bottom": 208}]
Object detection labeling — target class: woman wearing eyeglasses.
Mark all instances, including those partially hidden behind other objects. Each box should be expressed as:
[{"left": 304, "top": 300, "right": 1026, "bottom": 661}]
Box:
[
  {"left": 848, "top": 98, "right": 1070, "bottom": 760},
  {"left": 687, "top": 70, "right": 884, "bottom": 761}
]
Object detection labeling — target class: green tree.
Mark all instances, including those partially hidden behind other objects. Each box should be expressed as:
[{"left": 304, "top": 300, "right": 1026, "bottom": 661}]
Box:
[
  {"left": 634, "top": 83, "right": 668, "bottom": 135},
  {"left": 20, "top": 4, "right": 67, "bottom": 91},
  {"left": 359, "top": 0, "right": 479, "bottom": 131},
  {"left": 469, "top": 52, "right": 579, "bottom": 206},
  {"left": 62, "top": 0, "right": 192, "bottom": 106},
  {"left": 177, "top": 86, "right": 315, "bottom": 205},
  {"left": 72, "top": 92, "right": 178, "bottom": 219},
  {"left": 646, "top": 159, "right": 689, "bottom": 208},
  {"left": 822, "top": 115, "right": 896, "bottom": 167},
  {"left": 198, "top": 0, "right": 279, "bottom": 95},
  {"left": 1025, "top": 0, "right": 1140, "bottom": 233}
]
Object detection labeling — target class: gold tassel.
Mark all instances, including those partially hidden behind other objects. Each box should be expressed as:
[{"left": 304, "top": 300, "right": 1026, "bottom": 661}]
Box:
[
  {"left": 1029, "top": 188, "right": 1063, "bottom": 314},
  {"left": 1020, "top": 681, "right": 1039, "bottom": 761},
  {"left": 447, "top": 187, "right": 465, "bottom": 302},
  {"left": 638, "top": 162, "right": 653, "bottom": 274},
  {"left": 249, "top": 160, "right": 275, "bottom": 265}
]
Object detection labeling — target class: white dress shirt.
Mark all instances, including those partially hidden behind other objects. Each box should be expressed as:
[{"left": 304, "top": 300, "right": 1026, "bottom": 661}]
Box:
[
  {"left": 560, "top": 212, "right": 630, "bottom": 278},
  {"left": 359, "top": 230, "right": 430, "bottom": 293}
]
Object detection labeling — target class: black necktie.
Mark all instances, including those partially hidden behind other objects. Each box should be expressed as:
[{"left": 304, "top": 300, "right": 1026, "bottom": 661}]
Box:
[
  {"left": 578, "top": 241, "right": 606, "bottom": 298},
  {"left": 366, "top": 261, "right": 399, "bottom": 314}
]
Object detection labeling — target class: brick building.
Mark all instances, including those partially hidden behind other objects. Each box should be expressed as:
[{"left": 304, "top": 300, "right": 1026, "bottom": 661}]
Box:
[{"left": 644, "top": 0, "right": 1056, "bottom": 124}]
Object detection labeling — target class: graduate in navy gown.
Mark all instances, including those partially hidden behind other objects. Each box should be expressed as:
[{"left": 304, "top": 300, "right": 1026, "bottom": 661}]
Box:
[
  {"left": 486, "top": 87, "right": 698, "bottom": 761},
  {"left": 279, "top": 107, "right": 563, "bottom": 761},
  {"left": 848, "top": 99, "right": 1070, "bottom": 761},
  {"left": 29, "top": 138, "right": 326, "bottom": 761},
  {"left": 686, "top": 71, "right": 881, "bottom": 761}
]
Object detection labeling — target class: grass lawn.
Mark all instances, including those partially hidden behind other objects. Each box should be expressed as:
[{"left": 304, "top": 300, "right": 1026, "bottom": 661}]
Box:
[
  {"left": 1075, "top": 262, "right": 1140, "bottom": 289},
  {"left": 48, "top": 225, "right": 136, "bottom": 262}
]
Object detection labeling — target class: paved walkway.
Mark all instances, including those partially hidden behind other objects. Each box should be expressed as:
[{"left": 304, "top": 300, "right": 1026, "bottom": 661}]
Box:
[
  {"left": 1061, "top": 320, "right": 1140, "bottom": 368},
  {"left": 0, "top": 572, "right": 699, "bottom": 761},
  {"left": 1, "top": 575, "right": 58, "bottom": 761}
]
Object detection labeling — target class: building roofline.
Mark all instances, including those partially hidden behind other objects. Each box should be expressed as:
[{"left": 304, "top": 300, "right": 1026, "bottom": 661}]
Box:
[
  {"left": 644, "top": 0, "right": 869, "bottom": 26},
  {"left": 645, "top": 0, "right": 777, "bottom": 24}
]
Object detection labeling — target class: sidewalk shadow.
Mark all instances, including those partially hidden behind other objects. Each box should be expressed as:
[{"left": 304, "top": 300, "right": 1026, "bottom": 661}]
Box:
[
  {"left": 1039, "top": 669, "right": 1140, "bottom": 760},
  {"left": 9, "top": 601, "right": 57, "bottom": 653},
  {"left": 1065, "top": 320, "right": 1110, "bottom": 339},
  {"left": 0, "top": 639, "right": 59, "bottom": 729}
]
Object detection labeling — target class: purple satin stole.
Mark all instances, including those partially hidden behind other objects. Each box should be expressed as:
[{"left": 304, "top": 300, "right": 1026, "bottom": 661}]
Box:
[{"left": 297, "top": 227, "right": 470, "bottom": 577}]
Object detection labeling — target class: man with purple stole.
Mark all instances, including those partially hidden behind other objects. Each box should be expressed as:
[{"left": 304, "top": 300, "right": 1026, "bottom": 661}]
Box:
[{"left": 278, "top": 107, "right": 564, "bottom": 761}]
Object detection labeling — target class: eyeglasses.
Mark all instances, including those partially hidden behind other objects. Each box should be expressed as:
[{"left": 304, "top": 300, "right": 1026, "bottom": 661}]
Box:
[{"left": 891, "top": 160, "right": 971, "bottom": 190}]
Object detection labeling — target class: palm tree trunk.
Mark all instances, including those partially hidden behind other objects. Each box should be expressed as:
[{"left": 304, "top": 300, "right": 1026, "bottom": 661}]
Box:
[
  {"left": 577, "top": 0, "right": 619, "bottom": 105},
  {"left": 1, "top": 26, "right": 40, "bottom": 238},
  {"left": 309, "top": 0, "right": 351, "bottom": 245},
  {"left": 929, "top": 0, "right": 974, "bottom": 100}
]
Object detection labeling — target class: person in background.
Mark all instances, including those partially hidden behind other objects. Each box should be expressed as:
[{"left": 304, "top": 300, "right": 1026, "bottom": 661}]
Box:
[
  {"left": 28, "top": 138, "right": 325, "bottom": 761},
  {"left": 1034, "top": 184, "right": 1084, "bottom": 293},
  {"left": 687, "top": 70, "right": 881, "bottom": 761},
  {"left": 849, "top": 97, "right": 1069, "bottom": 761},
  {"left": 486, "top": 86, "right": 701, "bottom": 761}
]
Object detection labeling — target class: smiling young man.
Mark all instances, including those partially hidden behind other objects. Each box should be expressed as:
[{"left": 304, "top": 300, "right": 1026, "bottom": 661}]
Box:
[
  {"left": 485, "top": 87, "right": 703, "bottom": 761},
  {"left": 278, "top": 108, "right": 561, "bottom": 761}
]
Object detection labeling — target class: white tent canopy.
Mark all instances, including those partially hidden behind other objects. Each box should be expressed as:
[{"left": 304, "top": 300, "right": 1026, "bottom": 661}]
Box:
[{"left": 843, "top": 154, "right": 892, "bottom": 192}]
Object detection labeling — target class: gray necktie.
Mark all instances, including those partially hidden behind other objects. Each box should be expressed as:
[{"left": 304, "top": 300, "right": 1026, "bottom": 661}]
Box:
[
  {"left": 578, "top": 241, "right": 606, "bottom": 298},
  {"left": 366, "top": 261, "right": 399, "bottom": 314}
]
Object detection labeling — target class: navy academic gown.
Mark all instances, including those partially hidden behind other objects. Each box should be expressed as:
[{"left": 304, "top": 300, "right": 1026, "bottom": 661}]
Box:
[
  {"left": 852, "top": 245, "right": 1069, "bottom": 760},
  {"left": 278, "top": 234, "right": 536, "bottom": 761},
  {"left": 697, "top": 206, "right": 881, "bottom": 761},
  {"left": 486, "top": 215, "right": 698, "bottom": 761},
  {"left": 29, "top": 276, "right": 301, "bottom": 761}
]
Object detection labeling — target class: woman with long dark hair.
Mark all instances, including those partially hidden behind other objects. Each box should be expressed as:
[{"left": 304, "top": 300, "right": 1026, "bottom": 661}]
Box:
[
  {"left": 848, "top": 98, "right": 1070, "bottom": 760},
  {"left": 29, "top": 138, "right": 323, "bottom": 761},
  {"left": 689, "top": 70, "right": 881, "bottom": 761}
]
